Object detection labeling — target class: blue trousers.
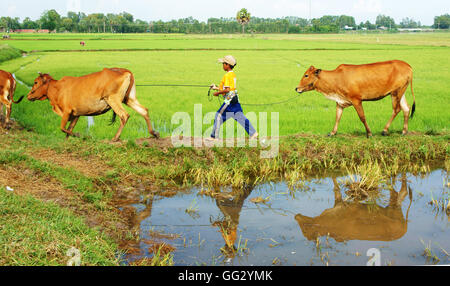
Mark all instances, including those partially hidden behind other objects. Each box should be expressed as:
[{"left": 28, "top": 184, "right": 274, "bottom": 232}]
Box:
[{"left": 211, "top": 102, "right": 256, "bottom": 138}]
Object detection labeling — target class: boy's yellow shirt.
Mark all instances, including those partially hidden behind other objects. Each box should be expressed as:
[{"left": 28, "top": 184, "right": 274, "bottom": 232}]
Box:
[{"left": 219, "top": 71, "right": 237, "bottom": 92}]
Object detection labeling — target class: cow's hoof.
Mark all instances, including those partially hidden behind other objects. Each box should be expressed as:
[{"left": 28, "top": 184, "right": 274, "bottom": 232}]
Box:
[
  {"left": 381, "top": 131, "right": 388, "bottom": 136},
  {"left": 402, "top": 132, "right": 408, "bottom": 136},
  {"left": 327, "top": 132, "right": 337, "bottom": 137},
  {"left": 367, "top": 133, "right": 373, "bottom": 138},
  {"left": 152, "top": 131, "right": 160, "bottom": 139}
]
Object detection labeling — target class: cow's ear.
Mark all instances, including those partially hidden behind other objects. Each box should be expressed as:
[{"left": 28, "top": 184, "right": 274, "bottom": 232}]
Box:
[
  {"left": 315, "top": 69, "right": 322, "bottom": 76},
  {"left": 309, "top": 66, "right": 315, "bottom": 71}
]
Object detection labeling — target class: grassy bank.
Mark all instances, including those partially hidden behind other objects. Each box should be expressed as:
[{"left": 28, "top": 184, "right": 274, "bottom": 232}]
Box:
[
  {"left": 0, "top": 187, "right": 120, "bottom": 266},
  {"left": 0, "top": 44, "right": 23, "bottom": 63},
  {"left": 0, "top": 124, "right": 448, "bottom": 265}
]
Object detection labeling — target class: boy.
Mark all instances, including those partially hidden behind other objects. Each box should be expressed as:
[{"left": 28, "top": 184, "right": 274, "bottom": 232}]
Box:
[{"left": 206, "top": 55, "right": 258, "bottom": 142}]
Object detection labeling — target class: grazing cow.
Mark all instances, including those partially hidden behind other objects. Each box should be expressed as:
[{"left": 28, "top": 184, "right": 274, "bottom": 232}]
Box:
[
  {"left": 295, "top": 60, "right": 416, "bottom": 137},
  {"left": 295, "top": 175, "right": 412, "bottom": 242},
  {"left": 27, "top": 68, "right": 160, "bottom": 141},
  {"left": 0, "top": 70, "right": 24, "bottom": 128},
  {"left": 80, "top": 41, "right": 85, "bottom": 47}
]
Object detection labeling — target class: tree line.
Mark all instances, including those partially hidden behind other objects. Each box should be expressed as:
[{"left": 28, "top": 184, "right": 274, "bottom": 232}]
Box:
[{"left": 1, "top": 10, "right": 449, "bottom": 34}]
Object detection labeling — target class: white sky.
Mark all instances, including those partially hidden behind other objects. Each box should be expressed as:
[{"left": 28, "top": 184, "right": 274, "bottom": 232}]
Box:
[{"left": 2, "top": 0, "right": 449, "bottom": 26}]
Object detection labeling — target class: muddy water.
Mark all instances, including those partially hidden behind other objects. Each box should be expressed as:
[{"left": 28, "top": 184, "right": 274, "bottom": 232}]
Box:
[{"left": 124, "top": 170, "right": 449, "bottom": 266}]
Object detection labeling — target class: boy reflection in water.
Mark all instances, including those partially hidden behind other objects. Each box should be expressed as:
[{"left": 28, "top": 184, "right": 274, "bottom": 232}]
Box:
[{"left": 211, "top": 185, "right": 253, "bottom": 257}]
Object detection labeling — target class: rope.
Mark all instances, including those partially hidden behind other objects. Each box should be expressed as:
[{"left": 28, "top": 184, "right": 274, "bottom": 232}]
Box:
[
  {"left": 137, "top": 83, "right": 301, "bottom": 107},
  {"left": 240, "top": 95, "right": 300, "bottom": 106},
  {"left": 136, "top": 84, "right": 209, "bottom": 88}
]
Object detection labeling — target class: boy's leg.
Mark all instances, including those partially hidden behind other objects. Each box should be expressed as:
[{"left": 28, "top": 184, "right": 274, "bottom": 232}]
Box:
[
  {"left": 233, "top": 111, "right": 257, "bottom": 137},
  {"left": 211, "top": 103, "right": 231, "bottom": 138},
  {"left": 228, "top": 104, "right": 256, "bottom": 137}
]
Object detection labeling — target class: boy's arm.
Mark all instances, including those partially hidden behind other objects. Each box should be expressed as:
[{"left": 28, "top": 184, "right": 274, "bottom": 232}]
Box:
[{"left": 214, "top": 87, "right": 230, "bottom": 97}]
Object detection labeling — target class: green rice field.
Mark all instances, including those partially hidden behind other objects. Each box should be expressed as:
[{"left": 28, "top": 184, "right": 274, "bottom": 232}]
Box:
[{"left": 2, "top": 32, "right": 449, "bottom": 140}]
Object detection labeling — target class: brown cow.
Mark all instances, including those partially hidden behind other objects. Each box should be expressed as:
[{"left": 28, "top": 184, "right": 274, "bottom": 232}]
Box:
[
  {"left": 295, "top": 60, "right": 416, "bottom": 137},
  {"left": 27, "top": 68, "right": 159, "bottom": 141},
  {"left": 295, "top": 175, "right": 412, "bottom": 242},
  {"left": 0, "top": 70, "right": 24, "bottom": 129}
]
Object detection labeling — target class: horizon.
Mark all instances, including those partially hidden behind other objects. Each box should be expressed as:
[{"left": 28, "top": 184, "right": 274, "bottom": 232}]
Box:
[{"left": 1, "top": 0, "right": 449, "bottom": 26}]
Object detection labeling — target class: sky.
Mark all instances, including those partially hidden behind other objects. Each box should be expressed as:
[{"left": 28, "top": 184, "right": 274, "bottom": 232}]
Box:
[{"left": 1, "top": 0, "right": 449, "bottom": 26}]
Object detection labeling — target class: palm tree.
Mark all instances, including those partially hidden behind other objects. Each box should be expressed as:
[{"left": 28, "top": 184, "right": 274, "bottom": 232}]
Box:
[{"left": 236, "top": 8, "right": 251, "bottom": 34}]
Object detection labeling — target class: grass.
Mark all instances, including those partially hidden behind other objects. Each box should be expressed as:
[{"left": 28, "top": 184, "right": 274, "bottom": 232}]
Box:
[
  {"left": 0, "top": 187, "right": 120, "bottom": 266},
  {"left": 2, "top": 34, "right": 449, "bottom": 140},
  {"left": 0, "top": 44, "right": 22, "bottom": 63}
]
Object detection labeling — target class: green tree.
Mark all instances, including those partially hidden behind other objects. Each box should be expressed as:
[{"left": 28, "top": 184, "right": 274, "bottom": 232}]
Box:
[
  {"left": 434, "top": 14, "right": 450, "bottom": 29},
  {"left": 0, "top": 17, "right": 21, "bottom": 31},
  {"left": 61, "top": 17, "right": 74, "bottom": 32},
  {"left": 400, "top": 17, "right": 419, "bottom": 28},
  {"left": 338, "top": 15, "right": 356, "bottom": 29},
  {"left": 22, "top": 17, "right": 39, "bottom": 30},
  {"left": 236, "top": 8, "right": 251, "bottom": 33},
  {"left": 375, "top": 14, "right": 396, "bottom": 29},
  {"left": 40, "top": 9, "right": 61, "bottom": 31}
]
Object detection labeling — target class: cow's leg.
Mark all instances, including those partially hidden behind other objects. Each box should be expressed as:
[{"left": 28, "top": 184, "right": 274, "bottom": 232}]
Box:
[
  {"left": 126, "top": 98, "right": 159, "bottom": 138},
  {"left": 352, "top": 100, "right": 372, "bottom": 138},
  {"left": 5, "top": 102, "right": 12, "bottom": 129},
  {"left": 106, "top": 99, "right": 130, "bottom": 142},
  {"left": 65, "top": 116, "right": 80, "bottom": 139},
  {"left": 382, "top": 95, "right": 401, "bottom": 136},
  {"left": 0, "top": 94, "right": 9, "bottom": 128},
  {"left": 329, "top": 103, "right": 344, "bottom": 137},
  {"left": 399, "top": 93, "right": 410, "bottom": 136},
  {"left": 0, "top": 102, "right": 4, "bottom": 127},
  {"left": 60, "top": 112, "right": 75, "bottom": 137},
  {"left": 0, "top": 103, "right": 2, "bottom": 124}
]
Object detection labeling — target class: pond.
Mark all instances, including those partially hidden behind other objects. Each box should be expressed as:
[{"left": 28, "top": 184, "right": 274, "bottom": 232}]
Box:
[{"left": 122, "top": 169, "right": 449, "bottom": 266}]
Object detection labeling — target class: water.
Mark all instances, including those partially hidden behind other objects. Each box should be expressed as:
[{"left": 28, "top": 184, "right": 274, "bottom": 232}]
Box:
[{"left": 123, "top": 170, "right": 449, "bottom": 266}]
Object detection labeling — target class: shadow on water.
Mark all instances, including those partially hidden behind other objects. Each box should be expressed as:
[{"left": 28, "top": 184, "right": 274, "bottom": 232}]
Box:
[{"left": 121, "top": 170, "right": 449, "bottom": 266}]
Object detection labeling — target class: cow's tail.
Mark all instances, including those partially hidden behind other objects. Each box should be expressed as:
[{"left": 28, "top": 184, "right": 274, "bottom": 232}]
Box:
[
  {"left": 9, "top": 77, "right": 24, "bottom": 104},
  {"left": 109, "top": 111, "right": 117, "bottom": 126},
  {"left": 409, "top": 76, "right": 416, "bottom": 119}
]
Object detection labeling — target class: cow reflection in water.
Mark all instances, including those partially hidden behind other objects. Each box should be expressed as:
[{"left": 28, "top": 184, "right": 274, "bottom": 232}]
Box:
[
  {"left": 211, "top": 185, "right": 253, "bottom": 258},
  {"left": 295, "top": 174, "right": 412, "bottom": 242}
]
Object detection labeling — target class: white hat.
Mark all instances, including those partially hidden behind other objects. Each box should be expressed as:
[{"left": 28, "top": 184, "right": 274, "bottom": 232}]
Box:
[{"left": 218, "top": 55, "right": 237, "bottom": 66}]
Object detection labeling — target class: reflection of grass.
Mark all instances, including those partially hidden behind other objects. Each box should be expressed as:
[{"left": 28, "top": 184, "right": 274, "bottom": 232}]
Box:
[
  {"left": 420, "top": 239, "right": 441, "bottom": 264},
  {"left": 185, "top": 198, "right": 200, "bottom": 219},
  {"left": 129, "top": 243, "right": 174, "bottom": 266},
  {"left": 342, "top": 160, "right": 386, "bottom": 201}
]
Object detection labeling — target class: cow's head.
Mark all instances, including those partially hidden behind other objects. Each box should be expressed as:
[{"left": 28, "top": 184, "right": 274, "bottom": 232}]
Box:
[
  {"left": 28, "top": 73, "right": 53, "bottom": 101},
  {"left": 295, "top": 66, "right": 322, "bottom": 94}
]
